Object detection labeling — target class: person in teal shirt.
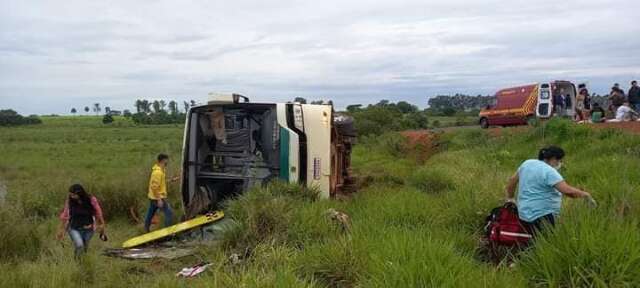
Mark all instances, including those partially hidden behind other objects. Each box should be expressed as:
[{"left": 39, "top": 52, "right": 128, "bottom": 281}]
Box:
[{"left": 504, "top": 146, "right": 593, "bottom": 234}]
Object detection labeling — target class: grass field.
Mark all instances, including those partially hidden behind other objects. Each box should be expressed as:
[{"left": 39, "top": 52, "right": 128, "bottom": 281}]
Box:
[{"left": 1, "top": 116, "right": 640, "bottom": 287}]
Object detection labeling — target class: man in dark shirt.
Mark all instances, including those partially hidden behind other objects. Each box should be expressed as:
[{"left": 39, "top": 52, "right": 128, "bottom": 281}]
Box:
[{"left": 628, "top": 80, "right": 640, "bottom": 112}]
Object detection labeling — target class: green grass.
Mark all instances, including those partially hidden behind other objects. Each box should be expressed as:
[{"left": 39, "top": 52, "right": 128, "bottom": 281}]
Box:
[{"left": 1, "top": 117, "right": 639, "bottom": 287}]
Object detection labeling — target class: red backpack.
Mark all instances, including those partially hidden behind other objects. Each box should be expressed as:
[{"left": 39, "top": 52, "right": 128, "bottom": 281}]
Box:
[{"left": 484, "top": 202, "right": 532, "bottom": 246}]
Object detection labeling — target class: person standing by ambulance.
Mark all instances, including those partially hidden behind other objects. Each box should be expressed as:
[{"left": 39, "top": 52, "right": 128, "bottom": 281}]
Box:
[
  {"left": 628, "top": 81, "right": 640, "bottom": 112},
  {"left": 143, "top": 154, "right": 179, "bottom": 232}
]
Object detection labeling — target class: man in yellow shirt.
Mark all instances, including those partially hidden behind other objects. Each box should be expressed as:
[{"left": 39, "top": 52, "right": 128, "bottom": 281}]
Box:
[{"left": 143, "top": 154, "right": 177, "bottom": 232}]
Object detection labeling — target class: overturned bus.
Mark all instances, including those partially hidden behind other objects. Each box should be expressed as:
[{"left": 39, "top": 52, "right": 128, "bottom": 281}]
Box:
[{"left": 179, "top": 94, "right": 356, "bottom": 218}]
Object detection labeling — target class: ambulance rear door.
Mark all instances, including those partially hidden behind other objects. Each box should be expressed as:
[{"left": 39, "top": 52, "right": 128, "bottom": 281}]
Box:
[{"left": 536, "top": 83, "right": 553, "bottom": 118}]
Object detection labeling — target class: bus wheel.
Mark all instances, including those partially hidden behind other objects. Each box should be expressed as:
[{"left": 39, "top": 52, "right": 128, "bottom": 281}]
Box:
[{"left": 480, "top": 118, "right": 489, "bottom": 129}]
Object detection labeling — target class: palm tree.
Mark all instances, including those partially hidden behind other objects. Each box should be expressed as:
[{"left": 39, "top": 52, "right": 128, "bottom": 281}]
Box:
[
  {"left": 183, "top": 101, "right": 190, "bottom": 113},
  {"left": 152, "top": 100, "right": 161, "bottom": 113},
  {"left": 71, "top": 108, "right": 77, "bottom": 115},
  {"left": 159, "top": 100, "right": 167, "bottom": 112},
  {"left": 84, "top": 106, "right": 90, "bottom": 114},
  {"left": 168, "top": 100, "right": 178, "bottom": 115},
  {"left": 93, "top": 103, "right": 101, "bottom": 115},
  {"left": 141, "top": 100, "right": 151, "bottom": 113},
  {"left": 135, "top": 100, "right": 143, "bottom": 113}
]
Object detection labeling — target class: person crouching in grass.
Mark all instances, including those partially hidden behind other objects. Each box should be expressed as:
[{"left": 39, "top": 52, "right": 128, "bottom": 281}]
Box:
[
  {"left": 504, "top": 146, "right": 594, "bottom": 236},
  {"left": 56, "top": 184, "right": 106, "bottom": 257},
  {"left": 144, "top": 154, "right": 179, "bottom": 232}
]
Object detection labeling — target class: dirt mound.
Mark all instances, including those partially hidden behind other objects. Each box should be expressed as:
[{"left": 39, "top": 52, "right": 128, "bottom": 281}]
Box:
[{"left": 400, "top": 130, "right": 440, "bottom": 163}]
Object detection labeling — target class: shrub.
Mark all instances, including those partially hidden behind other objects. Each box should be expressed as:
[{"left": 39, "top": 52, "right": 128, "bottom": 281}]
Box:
[
  {"left": 408, "top": 167, "right": 455, "bottom": 194},
  {"left": 0, "top": 110, "right": 42, "bottom": 126},
  {"left": 102, "top": 114, "right": 114, "bottom": 124},
  {"left": 376, "top": 132, "right": 407, "bottom": 157},
  {"left": 0, "top": 205, "right": 41, "bottom": 261}
]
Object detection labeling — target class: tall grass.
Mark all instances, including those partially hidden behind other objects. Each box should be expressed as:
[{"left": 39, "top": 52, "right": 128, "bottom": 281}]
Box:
[{"left": 2, "top": 117, "right": 640, "bottom": 287}]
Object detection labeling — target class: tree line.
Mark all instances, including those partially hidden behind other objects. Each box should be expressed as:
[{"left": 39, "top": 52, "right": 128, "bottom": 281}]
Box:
[
  {"left": 0, "top": 110, "right": 42, "bottom": 126},
  {"left": 128, "top": 99, "right": 196, "bottom": 125}
]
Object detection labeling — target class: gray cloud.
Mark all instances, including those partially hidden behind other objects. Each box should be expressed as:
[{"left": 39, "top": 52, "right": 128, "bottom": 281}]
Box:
[{"left": 1, "top": 0, "right": 639, "bottom": 114}]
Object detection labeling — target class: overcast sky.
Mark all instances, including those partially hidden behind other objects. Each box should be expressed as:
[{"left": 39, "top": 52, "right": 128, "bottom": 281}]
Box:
[{"left": 1, "top": 0, "right": 639, "bottom": 115}]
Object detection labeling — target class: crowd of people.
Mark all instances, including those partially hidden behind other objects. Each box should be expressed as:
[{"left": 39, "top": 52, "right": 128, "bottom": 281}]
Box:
[{"left": 555, "top": 80, "right": 640, "bottom": 123}]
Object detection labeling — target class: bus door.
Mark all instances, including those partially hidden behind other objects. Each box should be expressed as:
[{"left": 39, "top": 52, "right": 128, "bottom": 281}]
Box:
[{"left": 536, "top": 83, "right": 553, "bottom": 118}]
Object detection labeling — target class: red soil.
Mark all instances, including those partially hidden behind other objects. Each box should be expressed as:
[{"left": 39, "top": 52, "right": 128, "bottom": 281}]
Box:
[{"left": 400, "top": 130, "right": 440, "bottom": 163}]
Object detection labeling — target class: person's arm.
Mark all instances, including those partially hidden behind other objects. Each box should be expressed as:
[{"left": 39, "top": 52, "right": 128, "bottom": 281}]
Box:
[
  {"left": 91, "top": 197, "right": 106, "bottom": 233},
  {"left": 554, "top": 181, "right": 591, "bottom": 198},
  {"left": 56, "top": 200, "right": 70, "bottom": 240},
  {"left": 505, "top": 172, "right": 519, "bottom": 202}
]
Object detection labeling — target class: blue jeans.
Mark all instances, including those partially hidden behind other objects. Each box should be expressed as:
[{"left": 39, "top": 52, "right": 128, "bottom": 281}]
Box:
[
  {"left": 144, "top": 199, "right": 174, "bottom": 232},
  {"left": 633, "top": 103, "right": 640, "bottom": 113},
  {"left": 68, "top": 228, "right": 94, "bottom": 257}
]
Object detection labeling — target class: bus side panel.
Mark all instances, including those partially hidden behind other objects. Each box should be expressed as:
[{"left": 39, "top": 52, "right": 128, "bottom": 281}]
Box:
[
  {"left": 276, "top": 104, "right": 300, "bottom": 183},
  {"left": 301, "top": 105, "right": 332, "bottom": 199}
]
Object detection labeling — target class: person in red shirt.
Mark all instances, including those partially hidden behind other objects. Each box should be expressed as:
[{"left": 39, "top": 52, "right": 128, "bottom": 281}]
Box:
[{"left": 56, "top": 184, "right": 106, "bottom": 257}]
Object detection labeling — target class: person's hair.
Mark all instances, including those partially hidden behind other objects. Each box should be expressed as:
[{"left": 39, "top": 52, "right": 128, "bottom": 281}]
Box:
[
  {"left": 68, "top": 184, "right": 94, "bottom": 212},
  {"left": 157, "top": 154, "right": 169, "bottom": 162},
  {"left": 633, "top": 80, "right": 638, "bottom": 85},
  {"left": 538, "top": 146, "right": 565, "bottom": 161},
  {"left": 614, "top": 83, "right": 620, "bottom": 86}
]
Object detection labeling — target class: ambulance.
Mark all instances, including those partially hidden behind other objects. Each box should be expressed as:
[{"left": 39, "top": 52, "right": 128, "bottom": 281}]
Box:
[{"left": 478, "top": 81, "right": 587, "bottom": 128}]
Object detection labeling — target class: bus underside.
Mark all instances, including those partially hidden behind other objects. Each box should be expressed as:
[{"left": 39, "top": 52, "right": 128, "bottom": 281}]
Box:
[{"left": 180, "top": 102, "right": 356, "bottom": 219}]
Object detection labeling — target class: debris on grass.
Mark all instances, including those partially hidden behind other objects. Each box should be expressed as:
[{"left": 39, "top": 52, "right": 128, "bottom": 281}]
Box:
[
  {"left": 104, "top": 247, "right": 195, "bottom": 260},
  {"left": 325, "top": 208, "right": 351, "bottom": 233},
  {"left": 176, "top": 262, "right": 213, "bottom": 278}
]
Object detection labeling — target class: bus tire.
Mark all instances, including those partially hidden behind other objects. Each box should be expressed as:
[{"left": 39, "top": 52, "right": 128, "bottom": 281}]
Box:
[{"left": 480, "top": 118, "right": 489, "bottom": 129}]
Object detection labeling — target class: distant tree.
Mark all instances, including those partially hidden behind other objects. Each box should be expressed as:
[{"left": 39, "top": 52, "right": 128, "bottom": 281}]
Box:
[
  {"left": 93, "top": 103, "right": 101, "bottom": 115},
  {"left": 190, "top": 100, "right": 196, "bottom": 107},
  {"left": 311, "top": 100, "right": 324, "bottom": 105},
  {"left": 346, "top": 104, "right": 362, "bottom": 112},
  {"left": 123, "top": 109, "right": 132, "bottom": 118},
  {"left": 442, "top": 107, "right": 456, "bottom": 116},
  {"left": 102, "top": 114, "right": 114, "bottom": 124},
  {"left": 327, "top": 100, "right": 334, "bottom": 106},
  {"left": 141, "top": 100, "right": 151, "bottom": 113},
  {"left": 0, "top": 110, "right": 42, "bottom": 126},
  {"left": 105, "top": 106, "right": 111, "bottom": 115},
  {"left": 375, "top": 100, "right": 390, "bottom": 107},
  {"left": 168, "top": 101, "right": 178, "bottom": 115},
  {"left": 294, "top": 97, "right": 307, "bottom": 104},
  {"left": 183, "top": 101, "right": 190, "bottom": 113},
  {"left": 159, "top": 100, "right": 167, "bottom": 112},
  {"left": 135, "top": 100, "right": 143, "bottom": 113},
  {"left": 70, "top": 108, "right": 77, "bottom": 115},
  {"left": 152, "top": 100, "right": 161, "bottom": 113},
  {"left": 396, "top": 101, "right": 418, "bottom": 114},
  {"left": 84, "top": 106, "right": 90, "bottom": 114}
]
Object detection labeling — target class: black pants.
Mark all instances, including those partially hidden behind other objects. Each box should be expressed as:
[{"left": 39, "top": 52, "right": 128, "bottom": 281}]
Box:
[{"left": 522, "top": 214, "right": 555, "bottom": 237}]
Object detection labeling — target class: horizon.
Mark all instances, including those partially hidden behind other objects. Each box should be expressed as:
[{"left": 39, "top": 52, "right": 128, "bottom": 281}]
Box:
[{"left": 1, "top": 0, "right": 639, "bottom": 115}]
